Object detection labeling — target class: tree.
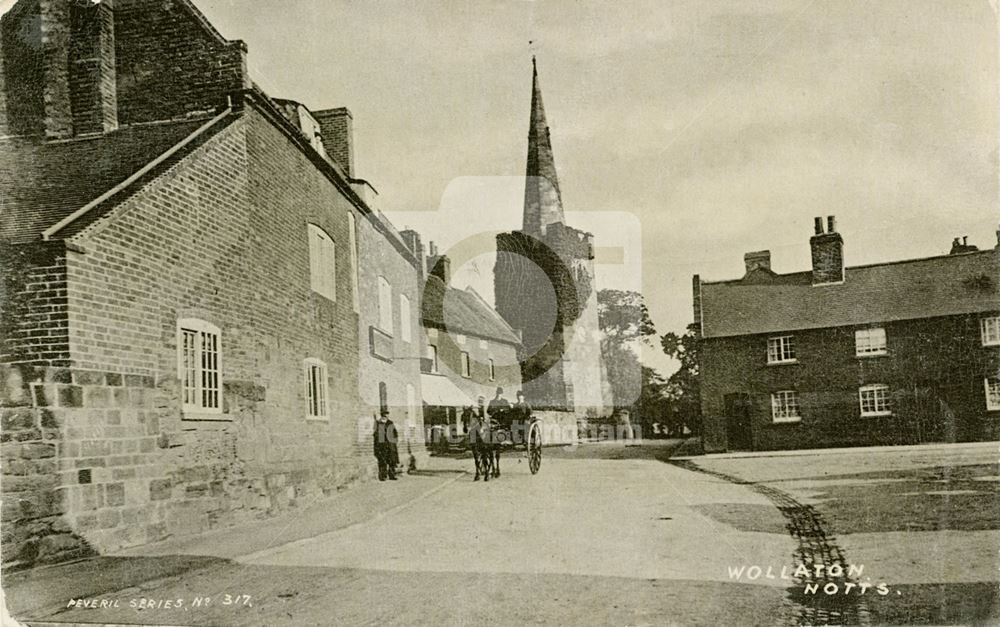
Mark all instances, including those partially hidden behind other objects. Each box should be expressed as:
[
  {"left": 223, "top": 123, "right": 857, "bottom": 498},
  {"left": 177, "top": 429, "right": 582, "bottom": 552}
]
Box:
[
  {"left": 597, "top": 290, "right": 669, "bottom": 433},
  {"left": 660, "top": 324, "right": 701, "bottom": 435}
]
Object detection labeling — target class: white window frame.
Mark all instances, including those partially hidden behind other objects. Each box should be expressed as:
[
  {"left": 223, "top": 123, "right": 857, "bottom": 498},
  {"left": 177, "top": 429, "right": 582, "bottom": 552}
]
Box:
[
  {"left": 460, "top": 351, "right": 471, "bottom": 378},
  {"left": 347, "top": 212, "right": 360, "bottom": 314},
  {"left": 427, "top": 344, "right": 439, "bottom": 373},
  {"left": 304, "top": 358, "right": 329, "bottom": 420},
  {"left": 377, "top": 276, "right": 393, "bottom": 334},
  {"left": 985, "top": 377, "right": 1000, "bottom": 411},
  {"left": 399, "top": 294, "right": 412, "bottom": 343},
  {"left": 177, "top": 318, "right": 223, "bottom": 416},
  {"left": 479, "top": 339, "right": 488, "bottom": 350},
  {"left": 770, "top": 391, "right": 801, "bottom": 423},
  {"left": 981, "top": 316, "right": 1000, "bottom": 347},
  {"left": 855, "top": 327, "right": 887, "bottom": 357},
  {"left": 308, "top": 224, "right": 336, "bottom": 301},
  {"left": 488, "top": 358, "right": 496, "bottom": 381},
  {"left": 767, "top": 335, "right": 796, "bottom": 364},
  {"left": 456, "top": 333, "right": 466, "bottom": 346},
  {"left": 859, "top": 384, "right": 891, "bottom": 417}
]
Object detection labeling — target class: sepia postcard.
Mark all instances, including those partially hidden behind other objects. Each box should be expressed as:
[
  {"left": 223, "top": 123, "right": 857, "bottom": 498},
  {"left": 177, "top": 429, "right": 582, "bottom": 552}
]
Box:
[{"left": 0, "top": 1, "right": 997, "bottom": 625}]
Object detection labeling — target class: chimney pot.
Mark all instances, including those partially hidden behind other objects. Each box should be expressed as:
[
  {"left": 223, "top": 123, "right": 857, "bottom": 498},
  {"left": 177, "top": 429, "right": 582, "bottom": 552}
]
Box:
[
  {"left": 814, "top": 217, "right": 824, "bottom": 235},
  {"left": 827, "top": 215, "right": 836, "bottom": 233}
]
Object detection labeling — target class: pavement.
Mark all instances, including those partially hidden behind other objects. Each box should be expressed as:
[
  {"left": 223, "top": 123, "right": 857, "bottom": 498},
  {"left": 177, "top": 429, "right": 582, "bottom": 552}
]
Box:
[{"left": 2, "top": 439, "right": 998, "bottom": 626}]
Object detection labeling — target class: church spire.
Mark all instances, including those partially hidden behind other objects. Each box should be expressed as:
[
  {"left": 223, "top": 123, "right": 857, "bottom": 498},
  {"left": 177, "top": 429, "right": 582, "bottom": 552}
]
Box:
[{"left": 523, "top": 57, "right": 565, "bottom": 235}]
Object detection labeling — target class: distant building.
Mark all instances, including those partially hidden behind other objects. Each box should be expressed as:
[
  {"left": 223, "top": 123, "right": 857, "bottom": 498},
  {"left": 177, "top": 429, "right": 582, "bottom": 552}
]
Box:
[
  {"left": 695, "top": 216, "right": 1000, "bottom": 452},
  {"left": 494, "top": 59, "right": 611, "bottom": 443},
  {"left": 420, "top": 245, "right": 523, "bottom": 439},
  {"left": 0, "top": 0, "right": 421, "bottom": 566}
]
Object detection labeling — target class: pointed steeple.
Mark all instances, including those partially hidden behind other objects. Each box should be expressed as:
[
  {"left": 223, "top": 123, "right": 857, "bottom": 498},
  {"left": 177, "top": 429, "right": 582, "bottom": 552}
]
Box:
[{"left": 523, "top": 57, "right": 565, "bottom": 235}]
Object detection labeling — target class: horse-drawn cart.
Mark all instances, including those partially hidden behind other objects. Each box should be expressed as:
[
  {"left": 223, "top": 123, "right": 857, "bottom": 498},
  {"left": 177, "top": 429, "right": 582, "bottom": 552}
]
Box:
[{"left": 470, "top": 408, "right": 543, "bottom": 480}]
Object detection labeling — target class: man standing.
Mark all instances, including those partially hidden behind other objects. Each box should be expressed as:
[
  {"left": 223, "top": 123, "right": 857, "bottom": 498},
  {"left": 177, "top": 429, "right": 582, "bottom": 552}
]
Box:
[{"left": 373, "top": 411, "right": 398, "bottom": 481}]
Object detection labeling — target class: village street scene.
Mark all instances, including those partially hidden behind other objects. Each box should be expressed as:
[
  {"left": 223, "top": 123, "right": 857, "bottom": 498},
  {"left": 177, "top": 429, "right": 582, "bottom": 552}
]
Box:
[{"left": 0, "top": 1, "right": 998, "bottom": 626}]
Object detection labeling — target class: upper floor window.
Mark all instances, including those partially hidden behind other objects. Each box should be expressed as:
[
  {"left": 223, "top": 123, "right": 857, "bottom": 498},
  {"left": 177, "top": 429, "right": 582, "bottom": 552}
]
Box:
[
  {"left": 304, "top": 358, "right": 329, "bottom": 420},
  {"left": 377, "top": 276, "right": 392, "bottom": 333},
  {"left": 399, "top": 294, "right": 412, "bottom": 343},
  {"left": 859, "top": 384, "right": 891, "bottom": 417},
  {"left": 178, "top": 319, "right": 222, "bottom": 414},
  {"left": 347, "top": 212, "right": 360, "bottom": 314},
  {"left": 456, "top": 333, "right": 467, "bottom": 346},
  {"left": 855, "top": 327, "right": 887, "bottom": 356},
  {"left": 479, "top": 339, "right": 489, "bottom": 350},
  {"left": 985, "top": 377, "right": 1000, "bottom": 411},
  {"left": 488, "top": 359, "right": 496, "bottom": 381},
  {"left": 981, "top": 316, "right": 1000, "bottom": 347},
  {"left": 767, "top": 335, "right": 796, "bottom": 364},
  {"left": 770, "top": 390, "right": 801, "bottom": 423},
  {"left": 460, "top": 351, "right": 471, "bottom": 378},
  {"left": 308, "top": 224, "right": 336, "bottom": 301},
  {"left": 427, "top": 344, "right": 439, "bottom": 373}
]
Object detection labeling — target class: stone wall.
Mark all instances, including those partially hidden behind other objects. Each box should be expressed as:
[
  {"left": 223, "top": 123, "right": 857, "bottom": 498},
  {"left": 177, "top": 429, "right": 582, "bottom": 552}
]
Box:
[{"left": 700, "top": 312, "right": 1000, "bottom": 453}]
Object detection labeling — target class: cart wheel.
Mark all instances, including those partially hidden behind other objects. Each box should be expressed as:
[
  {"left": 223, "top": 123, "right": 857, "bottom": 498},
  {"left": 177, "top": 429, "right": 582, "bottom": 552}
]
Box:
[{"left": 527, "top": 421, "right": 542, "bottom": 475}]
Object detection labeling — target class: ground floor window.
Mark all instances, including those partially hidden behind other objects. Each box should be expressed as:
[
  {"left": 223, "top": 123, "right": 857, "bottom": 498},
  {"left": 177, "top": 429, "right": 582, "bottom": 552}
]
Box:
[
  {"left": 178, "top": 319, "right": 222, "bottom": 414},
  {"left": 304, "top": 359, "right": 329, "bottom": 419},
  {"left": 460, "top": 352, "right": 471, "bottom": 378},
  {"left": 859, "top": 384, "right": 891, "bottom": 417},
  {"left": 770, "top": 390, "right": 801, "bottom": 423},
  {"left": 986, "top": 377, "right": 1000, "bottom": 411}
]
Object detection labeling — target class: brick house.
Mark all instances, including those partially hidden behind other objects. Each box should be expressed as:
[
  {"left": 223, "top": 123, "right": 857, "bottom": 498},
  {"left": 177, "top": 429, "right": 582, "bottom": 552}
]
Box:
[
  {"left": 695, "top": 216, "right": 1000, "bottom": 453},
  {"left": 420, "top": 247, "right": 523, "bottom": 439},
  {"left": 0, "top": 0, "right": 420, "bottom": 567},
  {"left": 274, "top": 99, "right": 428, "bottom": 470}
]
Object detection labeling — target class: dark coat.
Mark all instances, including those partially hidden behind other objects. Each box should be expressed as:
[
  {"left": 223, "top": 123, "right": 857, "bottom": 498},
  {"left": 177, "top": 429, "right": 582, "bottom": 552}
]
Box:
[{"left": 373, "top": 418, "right": 399, "bottom": 464}]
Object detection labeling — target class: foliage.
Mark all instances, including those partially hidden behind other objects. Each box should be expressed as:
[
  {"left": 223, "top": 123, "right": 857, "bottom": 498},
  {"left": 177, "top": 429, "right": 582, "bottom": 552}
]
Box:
[
  {"left": 597, "top": 290, "right": 669, "bottom": 430},
  {"left": 660, "top": 323, "right": 702, "bottom": 435}
]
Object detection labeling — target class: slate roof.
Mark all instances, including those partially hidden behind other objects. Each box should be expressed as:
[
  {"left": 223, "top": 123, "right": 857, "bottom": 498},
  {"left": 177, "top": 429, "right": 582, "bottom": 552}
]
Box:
[
  {"left": 0, "top": 114, "right": 237, "bottom": 243},
  {"left": 700, "top": 248, "right": 1000, "bottom": 338},
  {"left": 422, "top": 275, "right": 522, "bottom": 346}
]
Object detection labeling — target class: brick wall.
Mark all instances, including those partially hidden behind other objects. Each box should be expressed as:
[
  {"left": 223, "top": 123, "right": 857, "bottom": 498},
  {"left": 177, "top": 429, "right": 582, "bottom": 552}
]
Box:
[
  {"left": 113, "top": 0, "right": 248, "bottom": 125},
  {"left": 355, "top": 210, "right": 426, "bottom": 469},
  {"left": 0, "top": 241, "right": 70, "bottom": 367},
  {"left": 700, "top": 313, "right": 1000, "bottom": 453}
]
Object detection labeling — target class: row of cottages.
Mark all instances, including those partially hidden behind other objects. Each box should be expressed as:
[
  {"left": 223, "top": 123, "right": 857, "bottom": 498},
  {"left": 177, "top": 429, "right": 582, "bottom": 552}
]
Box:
[
  {"left": 420, "top": 246, "right": 523, "bottom": 439},
  {"left": 0, "top": 0, "right": 428, "bottom": 567},
  {"left": 695, "top": 216, "right": 1000, "bottom": 453}
]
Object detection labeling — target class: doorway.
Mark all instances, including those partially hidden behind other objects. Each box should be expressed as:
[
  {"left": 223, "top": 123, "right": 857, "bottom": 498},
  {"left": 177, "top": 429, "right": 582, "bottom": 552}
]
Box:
[{"left": 724, "top": 393, "right": 753, "bottom": 451}]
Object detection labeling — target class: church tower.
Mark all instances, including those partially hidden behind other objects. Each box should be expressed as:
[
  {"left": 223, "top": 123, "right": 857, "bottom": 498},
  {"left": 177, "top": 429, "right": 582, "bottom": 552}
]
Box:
[{"left": 494, "top": 59, "right": 609, "bottom": 436}]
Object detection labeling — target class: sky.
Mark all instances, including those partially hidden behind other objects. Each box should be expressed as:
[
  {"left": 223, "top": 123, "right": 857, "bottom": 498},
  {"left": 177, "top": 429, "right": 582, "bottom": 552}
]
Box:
[{"left": 5, "top": 0, "right": 997, "bottom": 375}]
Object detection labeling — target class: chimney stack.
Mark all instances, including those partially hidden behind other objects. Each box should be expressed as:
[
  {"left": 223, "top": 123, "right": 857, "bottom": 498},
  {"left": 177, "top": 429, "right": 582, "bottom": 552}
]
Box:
[
  {"left": 425, "top": 241, "right": 450, "bottom": 284},
  {"left": 68, "top": 0, "right": 118, "bottom": 135},
  {"left": 400, "top": 229, "right": 424, "bottom": 282},
  {"left": 950, "top": 235, "right": 979, "bottom": 255},
  {"left": 312, "top": 107, "right": 354, "bottom": 176},
  {"left": 743, "top": 250, "right": 772, "bottom": 274},
  {"left": 0, "top": 0, "right": 118, "bottom": 138},
  {"left": 810, "top": 215, "right": 844, "bottom": 285}
]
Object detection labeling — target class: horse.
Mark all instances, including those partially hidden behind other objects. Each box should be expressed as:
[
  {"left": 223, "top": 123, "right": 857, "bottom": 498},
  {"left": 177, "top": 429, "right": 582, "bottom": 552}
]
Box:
[{"left": 468, "top": 411, "right": 502, "bottom": 481}]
